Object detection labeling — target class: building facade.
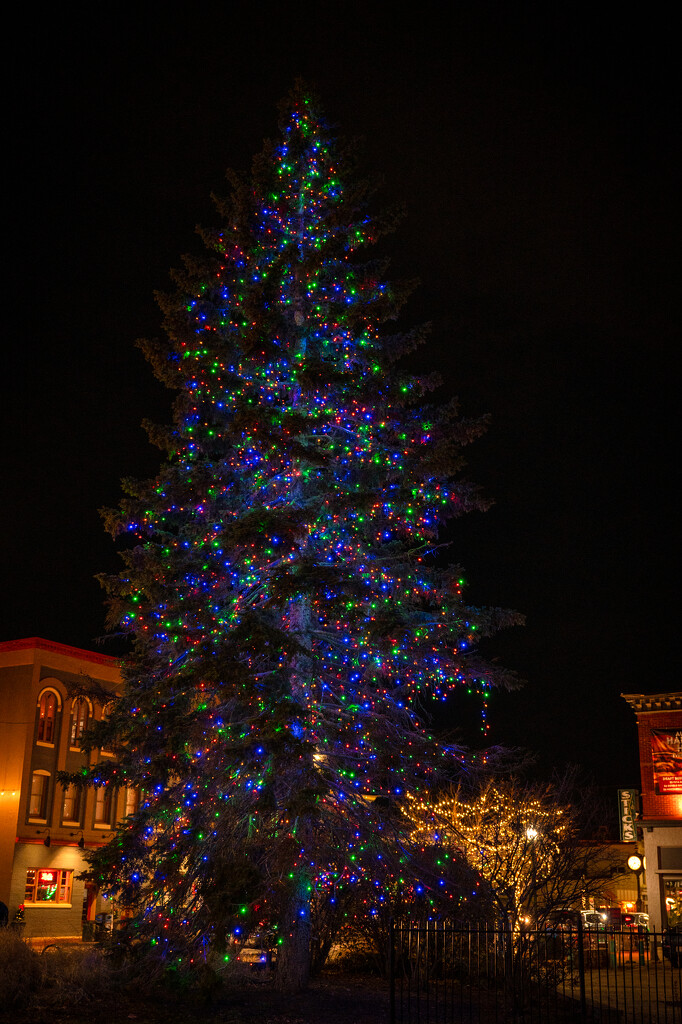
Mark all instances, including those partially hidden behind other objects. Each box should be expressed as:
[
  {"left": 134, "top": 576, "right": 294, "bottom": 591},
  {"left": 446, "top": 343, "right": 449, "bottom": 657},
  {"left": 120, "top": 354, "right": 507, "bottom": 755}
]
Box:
[
  {"left": 0, "top": 638, "right": 129, "bottom": 939},
  {"left": 622, "top": 691, "right": 682, "bottom": 931}
]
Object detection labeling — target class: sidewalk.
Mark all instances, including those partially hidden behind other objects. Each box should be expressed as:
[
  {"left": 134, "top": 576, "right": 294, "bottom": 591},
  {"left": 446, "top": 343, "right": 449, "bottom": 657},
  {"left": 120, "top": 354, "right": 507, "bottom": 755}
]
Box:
[{"left": 576, "top": 961, "right": 682, "bottom": 1023}]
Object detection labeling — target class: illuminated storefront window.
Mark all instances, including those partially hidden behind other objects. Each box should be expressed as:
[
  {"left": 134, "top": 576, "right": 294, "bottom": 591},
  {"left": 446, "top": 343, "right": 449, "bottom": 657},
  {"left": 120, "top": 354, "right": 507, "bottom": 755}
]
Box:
[
  {"left": 664, "top": 875, "right": 682, "bottom": 927},
  {"left": 24, "top": 868, "right": 73, "bottom": 905}
]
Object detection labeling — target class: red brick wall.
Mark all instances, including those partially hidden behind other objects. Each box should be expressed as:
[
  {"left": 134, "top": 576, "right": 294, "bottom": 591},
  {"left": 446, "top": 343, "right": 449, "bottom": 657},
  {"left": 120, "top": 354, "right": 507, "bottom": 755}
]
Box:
[{"left": 637, "top": 709, "right": 682, "bottom": 820}]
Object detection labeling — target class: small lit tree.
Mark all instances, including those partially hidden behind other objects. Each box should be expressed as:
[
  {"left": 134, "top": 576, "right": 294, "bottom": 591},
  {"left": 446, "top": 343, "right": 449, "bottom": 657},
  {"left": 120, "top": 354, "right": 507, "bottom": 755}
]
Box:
[{"left": 407, "top": 772, "right": 617, "bottom": 929}]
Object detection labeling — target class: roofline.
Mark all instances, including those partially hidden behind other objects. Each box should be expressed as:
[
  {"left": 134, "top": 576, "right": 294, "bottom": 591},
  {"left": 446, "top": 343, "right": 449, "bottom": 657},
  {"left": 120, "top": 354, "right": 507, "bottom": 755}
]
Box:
[
  {"left": 0, "top": 637, "right": 121, "bottom": 667},
  {"left": 621, "top": 692, "right": 682, "bottom": 713}
]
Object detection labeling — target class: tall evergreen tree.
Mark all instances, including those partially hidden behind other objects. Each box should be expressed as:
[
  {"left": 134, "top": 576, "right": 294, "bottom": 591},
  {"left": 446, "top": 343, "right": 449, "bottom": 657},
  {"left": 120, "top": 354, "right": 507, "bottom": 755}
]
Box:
[{"left": 83, "top": 83, "right": 521, "bottom": 991}]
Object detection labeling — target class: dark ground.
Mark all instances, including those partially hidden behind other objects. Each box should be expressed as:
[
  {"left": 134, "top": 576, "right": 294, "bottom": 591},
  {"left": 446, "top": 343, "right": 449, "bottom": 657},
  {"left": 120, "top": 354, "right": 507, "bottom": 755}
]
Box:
[
  {"left": 13, "top": 974, "right": 391, "bottom": 1024},
  {"left": 4, "top": 955, "right": 391, "bottom": 1024},
  {"left": 141, "top": 974, "right": 390, "bottom": 1024}
]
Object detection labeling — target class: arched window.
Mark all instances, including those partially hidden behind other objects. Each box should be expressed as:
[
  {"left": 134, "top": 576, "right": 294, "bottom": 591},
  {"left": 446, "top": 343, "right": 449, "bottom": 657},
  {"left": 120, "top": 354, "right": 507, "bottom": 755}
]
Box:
[
  {"left": 100, "top": 701, "right": 115, "bottom": 754},
  {"left": 36, "top": 689, "right": 60, "bottom": 744},
  {"left": 29, "top": 770, "right": 50, "bottom": 820},
  {"left": 69, "top": 698, "right": 90, "bottom": 747}
]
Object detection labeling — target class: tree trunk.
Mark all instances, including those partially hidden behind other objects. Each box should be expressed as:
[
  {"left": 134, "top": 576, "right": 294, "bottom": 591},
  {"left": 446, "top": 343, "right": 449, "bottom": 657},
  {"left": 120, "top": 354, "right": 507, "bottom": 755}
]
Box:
[{"left": 275, "top": 868, "right": 312, "bottom": 992}]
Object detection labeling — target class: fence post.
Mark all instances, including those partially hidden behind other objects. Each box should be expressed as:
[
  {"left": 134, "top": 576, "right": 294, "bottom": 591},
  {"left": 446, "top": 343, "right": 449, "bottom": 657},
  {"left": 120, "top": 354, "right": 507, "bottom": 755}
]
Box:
[
  {"left": 608, "top": 933, "right": 617, "bottom": 969},
  {"left": 576, "top": 916, "right": 587, "bottom": 1022},
  {"left": 389, "top": 918, "right": 395, "bottom": 1024},
  {"left": 503, "top": 914, "right": 514, "bottom": 1018}
]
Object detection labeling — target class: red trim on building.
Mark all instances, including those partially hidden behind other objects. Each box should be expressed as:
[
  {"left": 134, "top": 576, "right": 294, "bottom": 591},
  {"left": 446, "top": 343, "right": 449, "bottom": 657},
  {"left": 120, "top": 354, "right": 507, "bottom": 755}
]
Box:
[{"left": 0, "top": 637, "right": 121, "bottom": 667}]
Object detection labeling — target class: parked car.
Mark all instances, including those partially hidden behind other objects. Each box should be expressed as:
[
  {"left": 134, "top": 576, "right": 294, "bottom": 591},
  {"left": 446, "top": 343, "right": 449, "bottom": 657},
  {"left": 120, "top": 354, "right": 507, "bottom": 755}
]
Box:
[
  {"left": 597, "top": 907, "right": 625, "bottom": 928},
  {"left": 622, "top": 912, "right": 649, "bottom": 930},
  {"left": 580, "top": 911, "right": 606, "bottom": 929}
]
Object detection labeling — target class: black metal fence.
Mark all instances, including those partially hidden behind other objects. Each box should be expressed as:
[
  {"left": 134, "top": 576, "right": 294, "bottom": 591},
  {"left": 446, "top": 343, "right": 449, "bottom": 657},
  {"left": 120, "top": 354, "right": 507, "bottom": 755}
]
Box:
[{"left": 389, "top": 921, "right": 682, "bottom": 1023}]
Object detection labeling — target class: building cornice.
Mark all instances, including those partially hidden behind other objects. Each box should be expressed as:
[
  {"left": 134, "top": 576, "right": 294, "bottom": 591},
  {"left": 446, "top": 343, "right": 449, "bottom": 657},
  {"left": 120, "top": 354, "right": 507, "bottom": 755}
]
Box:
[
  {"left": 621, "top": 692, "right": 682, "bottom": 713},
  {"left": 0, "top": 637, "right": 120, "bottom": 668}
]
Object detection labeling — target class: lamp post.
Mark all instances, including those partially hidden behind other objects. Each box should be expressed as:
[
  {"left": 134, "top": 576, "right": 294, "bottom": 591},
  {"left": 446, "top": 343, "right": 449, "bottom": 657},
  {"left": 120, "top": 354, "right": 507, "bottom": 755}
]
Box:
[
  {"left": 526, "top": 827, "right": 539, "bottom": 926},
  {"left": 627, "top": 853, "right": 644, "bottom": 913}
]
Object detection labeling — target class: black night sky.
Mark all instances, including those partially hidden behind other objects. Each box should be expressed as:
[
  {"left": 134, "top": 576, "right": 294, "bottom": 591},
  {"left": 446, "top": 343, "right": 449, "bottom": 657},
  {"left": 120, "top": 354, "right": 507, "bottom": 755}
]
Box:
[{"left": 4, "top": 7, "right": 678, "bottom": 793}]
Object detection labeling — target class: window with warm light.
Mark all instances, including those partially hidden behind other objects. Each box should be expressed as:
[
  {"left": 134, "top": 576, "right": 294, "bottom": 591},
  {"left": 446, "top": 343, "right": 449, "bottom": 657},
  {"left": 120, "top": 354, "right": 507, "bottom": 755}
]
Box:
[
  {"left": 62, "top": 783, "right": 82, "bottom": 824},
  {"left": 99, "top": 702, "right": 115, "bottom": 754},
  {"left": 69, "top": 698, "right": 90, "bottom": 748},
  {"left": 28, "top": 771, "right": 50, "bottom": 820},
  {"left": 36, "top": 690, "right": 59, "bottom": 744},
  {"left": 24, "top": 868, "right": 73, "bottom": 906},
  {"left": 94, "top": 785, "right": 113, "bottom": 827},
  {"left": 124, "top": 786, "right": 139, "bottom": 818}
]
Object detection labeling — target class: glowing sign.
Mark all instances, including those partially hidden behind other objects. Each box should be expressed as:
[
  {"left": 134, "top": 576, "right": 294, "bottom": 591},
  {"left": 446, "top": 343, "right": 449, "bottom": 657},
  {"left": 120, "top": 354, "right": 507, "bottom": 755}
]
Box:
[
  {"left": 618, "top": 789, "right": 638, "bottom": 841},
  {"left": 652, "top": 730, "right": 682, "bottom": 794}
]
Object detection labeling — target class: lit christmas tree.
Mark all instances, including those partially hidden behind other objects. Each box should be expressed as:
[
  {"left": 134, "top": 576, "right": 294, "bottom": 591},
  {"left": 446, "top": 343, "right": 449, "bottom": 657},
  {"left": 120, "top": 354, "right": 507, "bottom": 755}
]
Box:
[{"left": 84, "top": 83, "right": 521, "bottom": 991}]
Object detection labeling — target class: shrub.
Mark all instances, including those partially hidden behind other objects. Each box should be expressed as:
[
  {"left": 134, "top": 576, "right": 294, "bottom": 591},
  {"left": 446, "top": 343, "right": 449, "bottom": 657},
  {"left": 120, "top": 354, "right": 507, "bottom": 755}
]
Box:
[{"left": 0, "top": 930, "right": 40, "bottom": 1011}]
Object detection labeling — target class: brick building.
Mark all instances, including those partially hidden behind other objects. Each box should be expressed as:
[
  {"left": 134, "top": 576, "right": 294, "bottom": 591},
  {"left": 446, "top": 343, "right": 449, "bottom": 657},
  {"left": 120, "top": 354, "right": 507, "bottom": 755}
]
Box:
[
  {"left": 622, "top": 691, "right": 682, "bottom": 931},
  {"left": 0, "top": 638, "right": 129, "bottom": 940}
]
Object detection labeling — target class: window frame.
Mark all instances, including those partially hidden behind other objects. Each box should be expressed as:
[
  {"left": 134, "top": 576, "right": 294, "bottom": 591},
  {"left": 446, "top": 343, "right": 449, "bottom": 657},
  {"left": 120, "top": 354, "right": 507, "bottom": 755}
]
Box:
[
  {"left": 69, "top": 697, "right": 92, "bottom": 750},
  {"left": 94, "top": 784, "right": 114, "bottom": 829},
  {"left": 123, "top": 786, "right": 139, "bottom": 819},
  {"left": 61, "top": 782, "right": 82, "bottom": 825},
  {"left": 24, "top": 867, "right": 73, "bottom": 907},
  {"left": 36, "top": 689, "right": 60, "bottom": 746},
  {"left": 28, "top": 770, "right": 51, "bottom": 822},
  {"left": 99, "top": 701, "right": 116, "bottom": 755}
]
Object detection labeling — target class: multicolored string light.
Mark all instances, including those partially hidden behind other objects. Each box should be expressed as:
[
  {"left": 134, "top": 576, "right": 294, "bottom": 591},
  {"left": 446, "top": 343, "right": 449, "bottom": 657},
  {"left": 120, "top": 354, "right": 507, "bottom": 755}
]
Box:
[{"left": 86, "top": 85, "right": 520, "bottom": 963}]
